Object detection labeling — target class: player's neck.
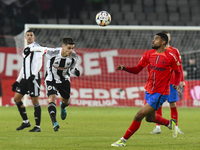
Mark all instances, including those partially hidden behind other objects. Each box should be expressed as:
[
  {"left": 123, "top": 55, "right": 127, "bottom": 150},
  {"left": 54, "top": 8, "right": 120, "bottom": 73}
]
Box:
[
  {"left": 156, "top": 47, "right": 166, "bottom": 53},
  {"left": 27, "top": 42, "right": 34, "bottom": 45},
  {"left": 165, "top": 44, "right": 170, "bottom": 48}
]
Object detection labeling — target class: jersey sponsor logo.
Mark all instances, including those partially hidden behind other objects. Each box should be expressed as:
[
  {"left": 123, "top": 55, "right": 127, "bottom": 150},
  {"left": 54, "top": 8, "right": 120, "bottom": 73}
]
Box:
[
  {"left": 52, "top": 65, "right": 68, "bottom": 70},
  {"left": 149, "top": 64, "right": 165, "bottom": 71}
]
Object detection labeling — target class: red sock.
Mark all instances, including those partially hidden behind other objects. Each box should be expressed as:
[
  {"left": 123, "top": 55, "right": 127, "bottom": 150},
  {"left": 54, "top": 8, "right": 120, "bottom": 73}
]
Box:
[
  {"left": 123, "top": 120, "right": 141, "bottom": 140},
  {"left": 171, "top": 107, "right": 178, "bottom": 126},
  {"left": 153, "top": 114, "right": 169, "bottom": 126},
  {"left": 156, "top": 107, "right": 162, "bottom": 126}
]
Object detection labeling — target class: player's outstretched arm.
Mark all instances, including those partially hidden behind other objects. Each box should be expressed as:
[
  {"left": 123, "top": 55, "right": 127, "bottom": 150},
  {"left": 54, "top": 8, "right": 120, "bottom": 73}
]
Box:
[
  {"left": 24, "top": 47, "right": 47, "bottom": 56},
  {"left": 116, "top": 64, "right": 144, "bottom": 74}
]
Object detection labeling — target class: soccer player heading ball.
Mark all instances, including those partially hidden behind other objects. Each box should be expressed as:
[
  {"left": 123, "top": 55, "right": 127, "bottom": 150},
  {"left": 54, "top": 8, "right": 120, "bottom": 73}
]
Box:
[{"left": 112, "top": 32, "right": 181, "bottom": 147}]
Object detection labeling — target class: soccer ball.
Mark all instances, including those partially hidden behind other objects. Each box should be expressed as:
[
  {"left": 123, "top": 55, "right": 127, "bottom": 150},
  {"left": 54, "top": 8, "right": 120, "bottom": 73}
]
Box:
[{"left": 95, "top": 11, "right": 111, "bottom": 26}]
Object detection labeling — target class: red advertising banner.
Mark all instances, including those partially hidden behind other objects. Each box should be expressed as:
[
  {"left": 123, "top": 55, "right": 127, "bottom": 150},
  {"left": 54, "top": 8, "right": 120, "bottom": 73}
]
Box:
[{"left": 1, "top": 47, "right": 200, "bottom": 107}]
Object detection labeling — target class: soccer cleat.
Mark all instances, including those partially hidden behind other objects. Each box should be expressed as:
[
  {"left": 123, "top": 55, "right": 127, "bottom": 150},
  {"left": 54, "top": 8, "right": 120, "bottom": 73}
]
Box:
[
  {"left": 53, "top": 122, "right": 60, "bottom": 132},
  {"left": 111, "top": 138, "right": 127, "bottom": 147},
  {"left": 60, "top": 102, "right": 67, "bottom": 120},
  {"left": 150, "top": 127, "right": 161, "bottom": 134},
  {"left": 177, "top": 127, "right": 184, "bottom": 134},
  {"left": 29, "top": 126, "right": 41, "bottom": 132},
  {"left": 16, "top": 122, "right": 31, "bottom": 130},
  {"left": 168, "top": 119, "right": 178, "bottom": 138}
]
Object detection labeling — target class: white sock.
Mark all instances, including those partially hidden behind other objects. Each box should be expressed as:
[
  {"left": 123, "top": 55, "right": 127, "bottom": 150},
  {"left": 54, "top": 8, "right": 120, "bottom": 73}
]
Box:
[
  {"left": 156, "top": 125, "right": 161, "bottom": 129},
  {"left": 121, "top": 137, "right": 127, "bottom": 142},
  {"left": 35, "top": 125, "right": 40, "bottom": 128},
  {"left": 23, "top": 120, "right": 29, "bottom": 123}
]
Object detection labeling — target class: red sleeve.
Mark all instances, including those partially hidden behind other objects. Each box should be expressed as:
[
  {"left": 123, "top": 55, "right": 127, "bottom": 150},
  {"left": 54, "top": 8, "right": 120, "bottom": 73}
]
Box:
[
  {"left": 175, "top": 48, "right": 184, "bottom": 81},
  {"left": 174, "top": 68, "right": 181, "bottom": 86},
  {"left": 171, "top": 54, "right": 181, "bottom": 85},
  {"left": 179, "top": 63, "right": 184, "bottom": 81},
  {"left": 125, "top": 64, "right": 144, "bottom": 74}
]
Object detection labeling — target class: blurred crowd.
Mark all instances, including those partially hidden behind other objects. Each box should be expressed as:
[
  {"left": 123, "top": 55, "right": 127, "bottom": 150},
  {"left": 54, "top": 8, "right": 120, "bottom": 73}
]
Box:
[{"left": 0, "top": 0, "right": 106, "bottom": 36}]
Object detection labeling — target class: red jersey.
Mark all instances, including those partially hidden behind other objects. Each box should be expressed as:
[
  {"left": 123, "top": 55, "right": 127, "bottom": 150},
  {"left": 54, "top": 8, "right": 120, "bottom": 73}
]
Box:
[
  {"left": 138, "top": 49, "right": 180, "bottom": 95},
  {"left": 167, "top": 46, "right": 184, "bottom": 84}
]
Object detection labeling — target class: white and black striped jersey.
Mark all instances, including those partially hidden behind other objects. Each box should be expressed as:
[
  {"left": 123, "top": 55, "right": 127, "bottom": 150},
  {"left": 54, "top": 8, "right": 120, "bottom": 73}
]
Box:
[
  {"left": 44, "top": 47, "right": 78, "bottom": 83},
  {"left": 21, "top": 42, "right": 42, "bottom": 80}
]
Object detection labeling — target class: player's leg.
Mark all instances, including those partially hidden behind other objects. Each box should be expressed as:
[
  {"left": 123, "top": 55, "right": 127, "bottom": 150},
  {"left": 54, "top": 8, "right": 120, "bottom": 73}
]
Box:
[
  {"left": 58, "top": 80, "right": 71, "bottom": 120},
  {"left": 14, "top": 80, "right": 31, "bottom": 130},
  {"left": 29, "top": 97, "right": 41, "bottom": 132},
  {"left": 60, "top": 97, "right": 70, "bottom": 120},
  {"left": 45, "top": 81, "right": 60, "bottom": 131},
  {"left": 111, "top": 104, "right": 154, "bottom": 147},
  {"left": 150, "top": 106, "right": 162, "bottom": 134},
  {"left": 146, "top": 92, "right": 178, "bottom": 138},
  {"left": 29, "top": 79, "right": 41, "bottom": 132},
  {"left": 169, "top": 84, "right": 184, "bottom": 134}
]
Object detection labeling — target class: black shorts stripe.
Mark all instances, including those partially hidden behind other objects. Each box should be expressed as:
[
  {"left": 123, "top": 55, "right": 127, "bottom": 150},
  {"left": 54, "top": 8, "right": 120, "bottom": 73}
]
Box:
[{"left": 156, "top": 94, "right": 162, "bottom": 110}]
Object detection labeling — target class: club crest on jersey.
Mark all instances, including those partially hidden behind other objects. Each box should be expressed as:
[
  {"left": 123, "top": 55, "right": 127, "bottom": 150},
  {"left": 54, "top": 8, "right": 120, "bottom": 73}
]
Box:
[{"left": 47, "top": 86, "right": 52, "bottom": 90}]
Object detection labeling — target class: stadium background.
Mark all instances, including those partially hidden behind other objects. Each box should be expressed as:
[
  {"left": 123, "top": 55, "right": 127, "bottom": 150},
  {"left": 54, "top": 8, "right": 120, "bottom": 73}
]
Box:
[{"left": 0, "top": 0, "right": 200, "bottom": 107}]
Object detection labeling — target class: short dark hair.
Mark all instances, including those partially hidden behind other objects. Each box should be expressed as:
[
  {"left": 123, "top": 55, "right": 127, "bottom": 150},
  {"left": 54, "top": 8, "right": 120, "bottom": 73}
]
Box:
[
  {"left": 156, "top": 32, "right": 168, "bottom": 45},
  {"left": 62, "top": 37, "right": 75, "bottom": 45},
  {"left": 189, "top": 55, "right": 195, "bottom": 59},
  {"left": 26, "top": 29, "right": 35, "bottom": 34},
  {"left": 161, "top": 31, "right": 169, "bottom": 34}
]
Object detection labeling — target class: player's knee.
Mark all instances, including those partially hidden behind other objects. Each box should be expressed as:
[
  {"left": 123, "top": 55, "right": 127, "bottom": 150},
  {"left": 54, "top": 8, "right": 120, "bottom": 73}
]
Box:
[
  {"left": 145, "top": 117, "right": 154, "bottom": 122},
  {"left": 14, "top": 96, "right": 21, "bottom": 103},
  {"left": 62, "top": 98, "right": 70, "bottom": 106},
  {"left": 134, "top": 113, "right": 143, "bottom": 122},
  {"left": 170, "top": 102, "right": 176, "bottom": 107},
  {"left": 31, "top": 97, "right": 39, "bottom": 105}
]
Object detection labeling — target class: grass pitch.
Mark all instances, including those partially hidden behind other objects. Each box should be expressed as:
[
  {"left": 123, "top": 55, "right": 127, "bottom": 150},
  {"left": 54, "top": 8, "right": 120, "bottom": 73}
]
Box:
[{"left": 0, "top": 106, "right": 199, "bottom": 150}]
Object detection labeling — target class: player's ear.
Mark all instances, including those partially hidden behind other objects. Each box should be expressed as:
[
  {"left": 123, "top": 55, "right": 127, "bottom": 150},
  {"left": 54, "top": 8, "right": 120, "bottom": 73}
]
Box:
[{"left": 162, "top": 40, "right": 166, "bottom": 46}]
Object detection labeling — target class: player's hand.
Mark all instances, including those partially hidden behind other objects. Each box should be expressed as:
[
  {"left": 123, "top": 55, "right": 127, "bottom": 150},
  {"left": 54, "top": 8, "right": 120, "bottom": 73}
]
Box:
[
  {"left": 116, "top": 65, "right": 125, "bottom": 70},
  {"left": 28, "top": 75, "right": 35, "bottom": 82},
  {"left": 180, "top": 81, "right": 185, "bottom": 88},
  {"left": 12, "top": 81, "right": 19, "bottom": 92},
  {"left": 173, "top": 84, "right": 182, "bottom": 93},
  {"left": 24, "top": 47, "right": 31, "bottom": 56},
  {"left": 75, "top": 68, "right": 80, "bottom": 77}
]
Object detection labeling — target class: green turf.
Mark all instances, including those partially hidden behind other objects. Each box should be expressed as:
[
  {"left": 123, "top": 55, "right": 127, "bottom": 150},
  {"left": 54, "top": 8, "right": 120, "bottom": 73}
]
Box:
[{"left": 0, "top": 106, "right": 199, "bottom": 150}]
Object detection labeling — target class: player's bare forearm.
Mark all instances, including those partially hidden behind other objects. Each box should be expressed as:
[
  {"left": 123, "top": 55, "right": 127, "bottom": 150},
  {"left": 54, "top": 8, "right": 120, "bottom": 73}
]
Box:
[
  {"left": 116, "top": 65, "right": 125, "bottom": 70},
  {"left": 173, "top": 84, "right": 182, "bottom": 93}
]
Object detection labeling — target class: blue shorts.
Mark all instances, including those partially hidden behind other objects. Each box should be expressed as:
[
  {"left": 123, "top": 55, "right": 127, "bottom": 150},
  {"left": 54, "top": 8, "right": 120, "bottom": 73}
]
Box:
[
  {"left": 168, "top": 84, "right": 179, "bottom": 102},
  {"left": 145, "top": 91, "right": 169, "bottom": 110}
]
